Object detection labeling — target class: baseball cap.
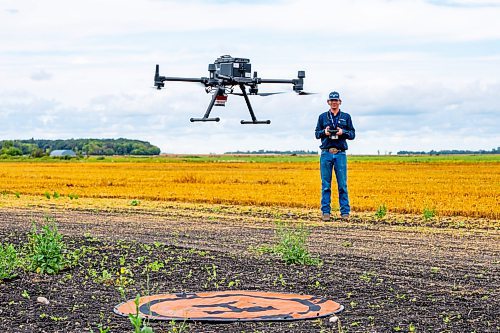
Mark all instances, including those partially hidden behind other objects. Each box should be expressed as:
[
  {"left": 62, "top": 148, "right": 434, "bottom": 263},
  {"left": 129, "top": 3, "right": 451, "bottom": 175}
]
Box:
[{"left": 328, "top": 91, "right": 340, "bottom": 100}]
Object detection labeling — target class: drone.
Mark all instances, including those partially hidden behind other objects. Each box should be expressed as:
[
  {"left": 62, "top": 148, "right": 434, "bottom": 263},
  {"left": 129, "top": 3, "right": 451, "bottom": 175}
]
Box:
[{"left": 154, "top": 55, "right": 311, "bottom": 124}]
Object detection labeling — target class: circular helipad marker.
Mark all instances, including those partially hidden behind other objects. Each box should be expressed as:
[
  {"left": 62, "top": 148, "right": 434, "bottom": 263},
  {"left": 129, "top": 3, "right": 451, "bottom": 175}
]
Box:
[{"left": 114, "top": 290, "right": 343, "bottom": 322}]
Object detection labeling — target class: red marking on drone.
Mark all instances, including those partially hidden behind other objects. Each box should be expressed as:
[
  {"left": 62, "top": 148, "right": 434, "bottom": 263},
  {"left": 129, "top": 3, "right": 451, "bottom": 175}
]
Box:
[
  {"left": 214, "top": 95, "right": 227, "bottom": 106},
  {"left": 114, "top": 290, "right": 343, "bottom": 322}
]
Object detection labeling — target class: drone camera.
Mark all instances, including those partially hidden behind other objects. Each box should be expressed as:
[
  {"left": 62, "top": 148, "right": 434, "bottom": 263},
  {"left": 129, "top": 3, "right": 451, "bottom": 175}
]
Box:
[
  {"left": 298, "top": 71, "right": 305, "bottom": 79},
  {"left": 218, "top": 63, "right": 251, "bottom": 78},
  {"left": 214, "top": 55, "right": 252, "bottom": 79}
]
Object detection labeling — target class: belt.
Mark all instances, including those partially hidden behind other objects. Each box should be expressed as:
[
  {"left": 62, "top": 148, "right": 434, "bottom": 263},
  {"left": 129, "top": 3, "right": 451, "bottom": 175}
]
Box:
[{"left": 322, "top": 147, "right": 345, "bottom": 154}]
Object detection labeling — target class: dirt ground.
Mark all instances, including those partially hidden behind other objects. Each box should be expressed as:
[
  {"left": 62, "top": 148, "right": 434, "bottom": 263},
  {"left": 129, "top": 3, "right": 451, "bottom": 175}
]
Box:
[{"left": 0, "top": 206, "right": 498, "bottom": 332}]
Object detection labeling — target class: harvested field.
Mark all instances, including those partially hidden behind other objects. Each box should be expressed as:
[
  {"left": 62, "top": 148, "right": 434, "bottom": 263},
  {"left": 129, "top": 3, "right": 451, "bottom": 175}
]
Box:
[{"left": 0, "top": 155, "right": 499, "bottom": 219}]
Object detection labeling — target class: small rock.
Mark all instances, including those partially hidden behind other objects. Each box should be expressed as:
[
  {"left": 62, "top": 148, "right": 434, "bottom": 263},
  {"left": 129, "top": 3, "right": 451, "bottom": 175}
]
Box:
[
  {"left": 37, "top": 296, "right": 50, "bottom": 305},
  {"left": 329, "top": 315, "right": 339, "bottom": 323}
]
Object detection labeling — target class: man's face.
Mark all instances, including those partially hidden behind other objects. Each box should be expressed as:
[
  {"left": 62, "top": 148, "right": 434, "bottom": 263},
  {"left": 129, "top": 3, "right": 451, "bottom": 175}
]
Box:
[{"left": 328, "top": 99, "right": 341, "bottom": 109}]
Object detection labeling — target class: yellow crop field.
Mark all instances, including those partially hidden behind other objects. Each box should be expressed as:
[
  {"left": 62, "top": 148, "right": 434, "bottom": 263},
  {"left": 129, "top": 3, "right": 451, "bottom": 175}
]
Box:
[{"left": 0, "top": 158, "right": 498, "bottom": 219}]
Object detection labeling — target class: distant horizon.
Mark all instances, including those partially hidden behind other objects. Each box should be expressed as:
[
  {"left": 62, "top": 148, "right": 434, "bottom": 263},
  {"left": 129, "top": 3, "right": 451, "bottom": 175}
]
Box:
[{"left": 1, "top": 138, "right": 498, "bottom": 156}]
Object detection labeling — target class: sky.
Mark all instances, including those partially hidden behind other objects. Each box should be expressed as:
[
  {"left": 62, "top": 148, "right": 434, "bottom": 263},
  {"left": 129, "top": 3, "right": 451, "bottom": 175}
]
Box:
[{"left": 1, "top": 0, "right": 499, "bottom": 154}]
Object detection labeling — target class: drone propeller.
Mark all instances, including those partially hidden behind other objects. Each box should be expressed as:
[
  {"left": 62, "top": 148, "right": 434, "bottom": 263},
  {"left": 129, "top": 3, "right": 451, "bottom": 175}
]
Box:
[
  {"left": 231, "top": 92, "right": 285, "bottom": 97},
  {"left": 257, "top": 92, "right": 286, "bottom": 96},
  {"left": 297, "top": 91, "right": 317, "bottom": 95}
]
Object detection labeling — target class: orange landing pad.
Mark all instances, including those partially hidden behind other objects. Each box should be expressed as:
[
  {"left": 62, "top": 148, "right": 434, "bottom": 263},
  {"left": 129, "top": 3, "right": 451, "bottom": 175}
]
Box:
[{"left": 114, "top": 290, "right": 343, "bottom": 322}]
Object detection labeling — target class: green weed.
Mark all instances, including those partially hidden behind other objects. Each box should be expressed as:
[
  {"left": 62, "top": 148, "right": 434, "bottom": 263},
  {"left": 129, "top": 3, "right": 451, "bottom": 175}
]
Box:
[
  {"left": 146, "top": 261, "right": 164, "bottom": 272},
  {"left": 341, "top": 240, "right": 353, "bottom": 248},
  {"left": 227, "top": 279, "right": 240, "bottom": 288},
  {"left": 69, "top": 193, "right": 79, "bottom": 200},
  {"left": 203, "top": 264, "right": 222, "bottom": 289},
  {"left": 423, "top": 207, "right": 436, "bottom": 221},
  {"left": 273, "top": 273, "right": 287, "bottom": 287},
  {"left": 21, "top": 290, "right": 30, "bottom": 299},
  {"left": 90, "top": 324, "right": 110, "bottom": 333},
  {"left": 0, "top": 243, "right": 19, "bottom": 280},
  {"left": 129, "top": 294, "right": 154, "bottom": 333},
  {"left": 375, "top": 204, "right": 387, "bottom": 218},
  {"left": 430, "top": 267, "right": 440, "bottom": 274},
  {"left": 168, "top": 319, "right": 188, "bottom": 333},
  {"left": 271, "top": 221, "right": 321, "bottom": 266},
  {"left": 26, "top": 220, "right": 67, "bottom": 274}
]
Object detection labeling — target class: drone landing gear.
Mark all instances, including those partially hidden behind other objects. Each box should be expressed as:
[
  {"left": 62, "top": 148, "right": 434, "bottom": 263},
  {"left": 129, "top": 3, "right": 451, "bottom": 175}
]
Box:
[
  {"left": 239, "top": 84, "right": 271, "bottom": 125},
  {"left": 190, "top": 118, "right": 220, "bottom": 122},
  {"left": 190, "top": 87, "right": 222, "bottom": 122},
  {"left": 191, "top": 85, "right": 270, "bottom": 124}
]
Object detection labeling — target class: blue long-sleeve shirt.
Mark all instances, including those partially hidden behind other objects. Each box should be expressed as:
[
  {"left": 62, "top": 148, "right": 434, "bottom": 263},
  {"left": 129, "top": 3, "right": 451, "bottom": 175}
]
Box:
[{"left": 315, "top": 110, "right": 355, "bottom": 150}]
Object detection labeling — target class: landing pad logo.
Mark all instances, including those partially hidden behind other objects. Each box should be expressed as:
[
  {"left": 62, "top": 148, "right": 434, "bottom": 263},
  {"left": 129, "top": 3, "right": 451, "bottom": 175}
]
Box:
[{"left": 114, "top": 290, "right": 343, "bottom": 322}]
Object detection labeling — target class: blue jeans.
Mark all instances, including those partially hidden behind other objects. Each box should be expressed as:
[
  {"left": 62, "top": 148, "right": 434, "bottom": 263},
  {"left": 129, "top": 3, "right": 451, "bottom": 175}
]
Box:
[{"left": 320, "top": 151, "right": 350, "bottom": 215}]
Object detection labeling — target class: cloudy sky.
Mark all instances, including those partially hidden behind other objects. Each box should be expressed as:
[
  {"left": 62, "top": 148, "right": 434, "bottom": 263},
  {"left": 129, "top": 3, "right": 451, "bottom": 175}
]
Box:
[{"left": 1, "top": 0, "right": 499, "bottom": 154}]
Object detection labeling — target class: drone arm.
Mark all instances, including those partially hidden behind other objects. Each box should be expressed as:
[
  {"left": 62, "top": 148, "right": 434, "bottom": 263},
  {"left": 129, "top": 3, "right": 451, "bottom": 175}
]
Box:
[
  {"left": 154, "top": 64, "right": 210, "bottom": 90},
  {"left": 258, "top": 71, "right": 305, "bottom": 93},
  {"left": 163, "top": 77, "right": 209, "bottom": 83},
  {"left": 259, "top": 79, "right": 295, "bottom": 84}
]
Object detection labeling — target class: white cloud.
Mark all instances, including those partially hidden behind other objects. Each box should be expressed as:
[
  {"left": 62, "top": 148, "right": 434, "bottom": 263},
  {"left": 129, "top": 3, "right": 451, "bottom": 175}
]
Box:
[{"left": 30, "top": 70, "right": 53, "bottom": 81}]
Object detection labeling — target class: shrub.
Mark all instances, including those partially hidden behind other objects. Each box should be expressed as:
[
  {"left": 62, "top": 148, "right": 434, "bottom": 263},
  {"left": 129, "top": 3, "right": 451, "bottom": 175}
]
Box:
[
  {"left": 0, "top": 243, "right": 19, "bottom": 280},
  {"left": 27, "top": 220, "right": 67, "bottom": 274}
]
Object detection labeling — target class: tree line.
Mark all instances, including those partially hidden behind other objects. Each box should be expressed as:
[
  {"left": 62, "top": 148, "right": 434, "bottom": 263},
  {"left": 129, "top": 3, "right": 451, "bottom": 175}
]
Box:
[
  {"left": 397, "top": 147, "right": 499, "bottom": 155},
  {"left": 224, "top": 150, "right": 318, "bottom": 155},
  {"left": 0, "top": 138, "right": 161, "bottom": 157}
]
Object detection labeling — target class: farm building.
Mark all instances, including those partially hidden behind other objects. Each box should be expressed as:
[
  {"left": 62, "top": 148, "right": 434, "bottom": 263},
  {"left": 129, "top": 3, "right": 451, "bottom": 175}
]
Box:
[{"left": 50, "top": 149, "right": 77, "bottom": 157}]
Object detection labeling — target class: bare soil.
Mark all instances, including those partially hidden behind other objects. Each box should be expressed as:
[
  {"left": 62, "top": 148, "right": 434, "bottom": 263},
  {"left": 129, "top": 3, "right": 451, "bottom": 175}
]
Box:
[{"left": 0, "top": 206, "right": 498, "bottom": 332}]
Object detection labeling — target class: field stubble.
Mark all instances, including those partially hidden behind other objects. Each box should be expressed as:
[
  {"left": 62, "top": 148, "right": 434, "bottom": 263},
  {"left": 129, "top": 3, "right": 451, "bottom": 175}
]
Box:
[{"left": 0, "top": 159, "right": 498, "bottom": 220}]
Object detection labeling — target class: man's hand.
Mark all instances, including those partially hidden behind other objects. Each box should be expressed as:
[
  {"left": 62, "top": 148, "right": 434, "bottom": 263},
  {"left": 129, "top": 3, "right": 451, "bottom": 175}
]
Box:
[
  {"left": 336, "top": 127, "right": 343, "bottom": 136},
  {"left": 325, "top": 126, "right": 331, "bottom": 136}
]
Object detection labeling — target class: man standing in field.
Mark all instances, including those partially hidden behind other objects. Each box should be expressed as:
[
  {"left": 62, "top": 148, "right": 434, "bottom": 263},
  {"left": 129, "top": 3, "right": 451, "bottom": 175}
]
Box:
[{"left": 315, "top": 91, "right": 355, "bottom": 222}]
